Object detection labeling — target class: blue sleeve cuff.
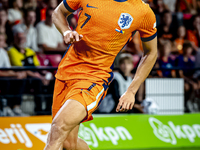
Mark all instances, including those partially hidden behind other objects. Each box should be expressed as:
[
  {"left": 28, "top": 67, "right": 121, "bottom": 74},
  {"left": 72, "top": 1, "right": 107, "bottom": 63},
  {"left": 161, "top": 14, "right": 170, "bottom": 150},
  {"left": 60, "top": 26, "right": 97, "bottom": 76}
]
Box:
[
  {"left": 63, "top": 0, "right": 75, "bottom": 12},
  {"left": 141, "top": 32, "right": 157, "bottom": 42}
]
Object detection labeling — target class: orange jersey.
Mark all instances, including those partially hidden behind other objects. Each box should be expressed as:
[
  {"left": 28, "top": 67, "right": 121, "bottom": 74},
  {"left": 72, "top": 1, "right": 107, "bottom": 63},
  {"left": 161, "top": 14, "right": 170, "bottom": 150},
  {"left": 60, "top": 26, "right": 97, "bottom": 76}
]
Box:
[{"left": 56, "top": 0, "right": 157, "bottom": 84}]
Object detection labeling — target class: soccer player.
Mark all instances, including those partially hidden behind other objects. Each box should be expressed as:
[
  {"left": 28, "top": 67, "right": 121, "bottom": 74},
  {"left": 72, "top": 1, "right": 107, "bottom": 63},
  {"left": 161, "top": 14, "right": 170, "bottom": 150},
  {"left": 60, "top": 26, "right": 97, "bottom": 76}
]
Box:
[{"left": 44, "top": 0, "right": 157, "bottom": 150}]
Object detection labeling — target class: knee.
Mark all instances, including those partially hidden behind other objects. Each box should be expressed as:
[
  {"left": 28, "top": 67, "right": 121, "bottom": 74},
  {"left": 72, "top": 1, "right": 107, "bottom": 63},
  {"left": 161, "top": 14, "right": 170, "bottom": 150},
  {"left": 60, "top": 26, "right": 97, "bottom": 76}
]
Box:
[
  {"left": 51, "top": 119, "right": 70, "bottom": 136},
  {"left": 64, "top": 140, "right": 77, "bottom": 150}
]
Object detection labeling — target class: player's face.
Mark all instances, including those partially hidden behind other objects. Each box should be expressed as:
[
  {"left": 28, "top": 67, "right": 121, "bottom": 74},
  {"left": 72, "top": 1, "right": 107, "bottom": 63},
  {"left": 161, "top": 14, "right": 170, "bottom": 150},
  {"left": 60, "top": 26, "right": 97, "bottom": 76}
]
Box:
[{"left": 119, "top": 59, "right": 133, "bottom": 76}]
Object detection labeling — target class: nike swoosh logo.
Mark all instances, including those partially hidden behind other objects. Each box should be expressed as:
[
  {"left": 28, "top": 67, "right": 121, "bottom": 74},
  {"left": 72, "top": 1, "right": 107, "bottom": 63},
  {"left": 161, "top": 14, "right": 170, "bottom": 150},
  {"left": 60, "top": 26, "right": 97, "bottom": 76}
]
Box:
[{"left": 86, "top": 4, "right": 98, "bottom": 9}]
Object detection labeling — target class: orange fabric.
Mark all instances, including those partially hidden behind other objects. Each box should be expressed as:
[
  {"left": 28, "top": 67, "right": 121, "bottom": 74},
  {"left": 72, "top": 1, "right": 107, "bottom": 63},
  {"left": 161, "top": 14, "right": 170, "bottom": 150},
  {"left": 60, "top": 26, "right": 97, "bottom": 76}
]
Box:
[
  {"left": 175, "top": 38, "right": 184, "bottom": 54},
  {"left": 187, "top": 30, "right": 199, "bottom": 47},
  {"left": 52, "top": 79, "right": 107, "bottom": 122},
  {"left": 56, "top": 0, "right": 157, "bottom": 83}
]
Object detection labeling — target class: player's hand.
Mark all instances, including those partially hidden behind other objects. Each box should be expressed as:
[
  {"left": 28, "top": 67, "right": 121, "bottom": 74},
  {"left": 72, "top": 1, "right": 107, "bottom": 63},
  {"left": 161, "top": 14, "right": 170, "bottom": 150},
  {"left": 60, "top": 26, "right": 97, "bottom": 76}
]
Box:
[
  {"left": 63, "top": 31, "right": 83, "bottom": 44},
  {"left": 116, "top": 90, "right": 135, "bottom": 112}
]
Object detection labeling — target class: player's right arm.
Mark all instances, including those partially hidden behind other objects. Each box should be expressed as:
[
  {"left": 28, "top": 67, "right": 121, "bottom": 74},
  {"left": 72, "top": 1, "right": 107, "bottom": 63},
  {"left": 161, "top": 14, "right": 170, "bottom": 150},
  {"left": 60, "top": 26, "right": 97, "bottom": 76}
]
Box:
[{"left": 52, "top": 2, "right": 83, "bottom": 44}]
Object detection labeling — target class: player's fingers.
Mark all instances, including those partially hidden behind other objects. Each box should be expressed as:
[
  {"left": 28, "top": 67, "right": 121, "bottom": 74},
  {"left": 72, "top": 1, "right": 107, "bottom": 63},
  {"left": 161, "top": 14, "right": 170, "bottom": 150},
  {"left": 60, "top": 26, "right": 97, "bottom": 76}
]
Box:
[
  {"left": 69, "top": 33, "right": 75, "bottom": 43},
  {"left": 64, "top": 36, "right": 70, "bottom": 44},
  {"left": 79, "top": 34, "right": 83, "bottom": 41},
  {"left": 116, "top": 101, "right": 123, "bottom": 112},
  {"left": 130, "top": 103, "right": 134, "bottom": 110},
  {"left": 125, "top": 103, "right": 131, "bottom": 111},
  {"left": 73, "top": 31, "right": 80, "bottom": 42},
  {"left": 120, "top": 102, "right": 127, "bottom": 112}
]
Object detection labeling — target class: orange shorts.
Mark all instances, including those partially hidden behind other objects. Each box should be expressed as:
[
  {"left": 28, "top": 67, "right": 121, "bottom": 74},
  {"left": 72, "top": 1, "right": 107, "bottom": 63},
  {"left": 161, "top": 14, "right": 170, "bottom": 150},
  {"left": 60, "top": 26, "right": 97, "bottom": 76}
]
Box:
[{"left": 52, "top": 79, "right": 108, "bottom": 122}]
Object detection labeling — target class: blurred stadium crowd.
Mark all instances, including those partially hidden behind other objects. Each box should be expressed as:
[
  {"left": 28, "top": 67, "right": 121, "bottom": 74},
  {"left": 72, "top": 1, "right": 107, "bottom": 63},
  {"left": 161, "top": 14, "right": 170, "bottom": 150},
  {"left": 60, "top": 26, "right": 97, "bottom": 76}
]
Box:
[{"left": 0, "top": 0, "right": 199, "bottom": 116}]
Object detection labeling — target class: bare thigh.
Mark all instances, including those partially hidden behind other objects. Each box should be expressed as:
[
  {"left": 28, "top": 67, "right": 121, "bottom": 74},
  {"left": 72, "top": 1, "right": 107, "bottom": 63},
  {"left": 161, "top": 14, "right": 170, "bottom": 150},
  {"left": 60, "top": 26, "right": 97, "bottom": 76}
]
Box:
[{"left": 44, "top": 99, "right": 87, "bottom": 150}]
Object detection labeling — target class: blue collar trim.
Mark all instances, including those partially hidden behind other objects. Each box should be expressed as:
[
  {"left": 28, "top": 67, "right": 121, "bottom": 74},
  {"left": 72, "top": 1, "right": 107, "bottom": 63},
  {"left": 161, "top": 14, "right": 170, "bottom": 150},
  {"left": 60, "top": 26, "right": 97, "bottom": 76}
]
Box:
[{"left": 114, "top": 0, "right": 127, "bottom": 2}]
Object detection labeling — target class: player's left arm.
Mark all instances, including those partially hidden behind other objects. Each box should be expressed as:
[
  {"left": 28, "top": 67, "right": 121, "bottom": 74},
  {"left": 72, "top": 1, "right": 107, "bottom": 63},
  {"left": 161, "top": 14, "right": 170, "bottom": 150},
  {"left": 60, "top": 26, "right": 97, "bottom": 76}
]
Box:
[
  {"left": 116, "top": 7, "right": 157, "bottom": 112},
  {"left": 116, "top": 37, "right": 157, "bottom": 112}
]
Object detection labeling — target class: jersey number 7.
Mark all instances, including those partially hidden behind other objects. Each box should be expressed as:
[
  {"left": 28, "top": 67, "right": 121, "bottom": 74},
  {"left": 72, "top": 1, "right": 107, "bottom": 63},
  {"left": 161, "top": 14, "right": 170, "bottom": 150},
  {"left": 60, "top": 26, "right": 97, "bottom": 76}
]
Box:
[{"left": 81, "top": 13, "right": 91, "bottom": 28}]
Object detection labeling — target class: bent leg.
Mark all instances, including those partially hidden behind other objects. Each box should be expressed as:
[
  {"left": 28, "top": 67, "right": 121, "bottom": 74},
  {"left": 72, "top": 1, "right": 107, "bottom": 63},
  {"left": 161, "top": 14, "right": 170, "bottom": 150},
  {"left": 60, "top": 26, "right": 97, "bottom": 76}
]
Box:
[
  {"left": 63, "top": 125, "right": 89, "bottom": 150},
  {"left": 44, "top": 99, "right": 87, "bottom": 150}
]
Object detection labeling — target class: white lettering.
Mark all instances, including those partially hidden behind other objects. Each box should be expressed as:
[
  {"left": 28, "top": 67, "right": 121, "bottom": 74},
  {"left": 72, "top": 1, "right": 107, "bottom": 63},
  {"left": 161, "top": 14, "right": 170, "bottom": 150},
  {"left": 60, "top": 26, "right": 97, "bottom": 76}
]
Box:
[
  {"left": 0, "top": 129, "right": 10, "bottom": 144},
  {"left": 168, "top": 121, "right": 186, "bottom": 139},
  {"left": 5, "top": 128, "right": 16, "bottom": 143},
  {"left": 10, "top": 124, "right": 25, "bottom": 143},
  {"left": 104, "top": 127, "right": 119, "bottom": 145},
  {"left": 90, "top": 123, "right": 109, "bottom": 141},
  {"left": 116, "top": 126, "right": 132, "bottom": 140},
  {"left": 182, "top": 125, "right": 196, "bottom": 143},
  {"left": 16, "top": 124, "right": 32, "bottom": 148},
  {"left": 83, "top": 127, "right": 98, "bottom": 148},
  {"left": 193, "top": 124, "right": 200, "bottom": 138}
]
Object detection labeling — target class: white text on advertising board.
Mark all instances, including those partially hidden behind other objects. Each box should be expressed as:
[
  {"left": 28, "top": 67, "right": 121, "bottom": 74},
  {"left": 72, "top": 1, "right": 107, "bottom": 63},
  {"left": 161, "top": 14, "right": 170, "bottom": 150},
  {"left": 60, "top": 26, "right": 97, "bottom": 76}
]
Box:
[
  {"left": 78, "top": 123, "right": 132, "bottom": 147},
  {"left": 0, "top": 123, "right": 51, "bottom": 148},
  {"left": 149, "top": 117, "right": 200, "bottom": 144}
]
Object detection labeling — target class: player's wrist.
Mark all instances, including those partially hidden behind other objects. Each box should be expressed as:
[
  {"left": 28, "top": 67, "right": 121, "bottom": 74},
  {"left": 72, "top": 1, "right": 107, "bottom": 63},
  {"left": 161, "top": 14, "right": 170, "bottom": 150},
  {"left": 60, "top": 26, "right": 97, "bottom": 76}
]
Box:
[
  {"left": 127, "top": 88, "right": 136, "bottom": 95},
  {"left": 63, "top": 30, "right": 72, "bottom": 36}
]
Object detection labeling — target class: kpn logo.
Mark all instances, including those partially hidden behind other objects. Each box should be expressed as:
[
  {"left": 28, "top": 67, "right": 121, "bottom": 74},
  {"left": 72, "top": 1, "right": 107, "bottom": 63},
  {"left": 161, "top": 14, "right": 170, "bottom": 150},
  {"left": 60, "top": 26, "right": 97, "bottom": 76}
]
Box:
[
  {"left": 78, "top": 123, "right": 132, "bottom": 148},
  {"left": 149, "top": 117, "right": 200, "bottom": 144}
]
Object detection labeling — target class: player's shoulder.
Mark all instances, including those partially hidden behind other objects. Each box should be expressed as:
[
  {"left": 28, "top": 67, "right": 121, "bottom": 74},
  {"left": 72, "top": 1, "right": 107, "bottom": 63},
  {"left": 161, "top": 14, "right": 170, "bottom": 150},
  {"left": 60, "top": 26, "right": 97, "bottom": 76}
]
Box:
[{"left": 135, "top": 0, "right": 155, "bottom": 15}]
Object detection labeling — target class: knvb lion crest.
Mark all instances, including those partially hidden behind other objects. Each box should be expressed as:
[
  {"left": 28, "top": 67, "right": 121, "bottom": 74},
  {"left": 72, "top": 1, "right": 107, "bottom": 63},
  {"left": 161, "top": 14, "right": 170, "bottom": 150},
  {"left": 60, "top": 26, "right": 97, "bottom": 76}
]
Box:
[{"left": 118, "top": 13, "right": 133, "bottom": 30}]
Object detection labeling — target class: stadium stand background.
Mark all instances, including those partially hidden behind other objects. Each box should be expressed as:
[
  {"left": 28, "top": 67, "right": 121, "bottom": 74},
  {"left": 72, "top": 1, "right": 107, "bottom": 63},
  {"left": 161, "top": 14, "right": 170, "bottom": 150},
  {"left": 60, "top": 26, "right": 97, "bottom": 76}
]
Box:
[{"left": 0, "top": 0, "right": 200, "bottom": 116}]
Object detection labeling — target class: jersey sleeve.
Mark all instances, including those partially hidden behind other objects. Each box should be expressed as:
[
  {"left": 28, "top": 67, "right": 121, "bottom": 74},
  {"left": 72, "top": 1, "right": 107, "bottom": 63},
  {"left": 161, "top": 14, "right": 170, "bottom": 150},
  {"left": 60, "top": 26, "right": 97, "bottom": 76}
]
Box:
[
  {"left": 138, "top": 6, "right": 157, "bottom": 42},
  {"left": 63, "top": 0, "right": 81, "bottom": 12}
]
